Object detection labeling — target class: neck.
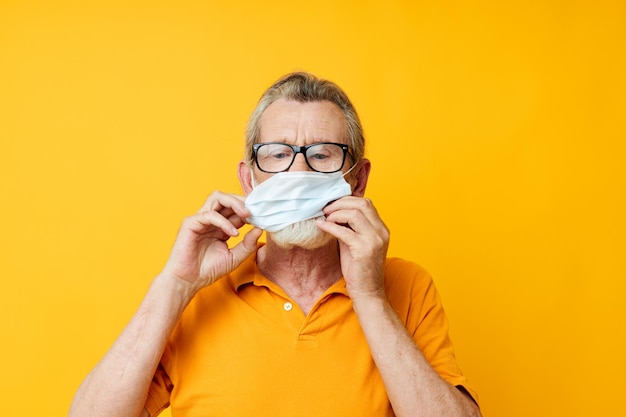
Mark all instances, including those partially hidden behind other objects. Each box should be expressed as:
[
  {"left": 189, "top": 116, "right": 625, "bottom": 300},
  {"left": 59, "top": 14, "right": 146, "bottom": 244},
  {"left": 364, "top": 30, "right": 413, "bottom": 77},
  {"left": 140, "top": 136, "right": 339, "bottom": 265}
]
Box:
[{"left": 257, "top": 239, "right": 343, "bottom": 314}]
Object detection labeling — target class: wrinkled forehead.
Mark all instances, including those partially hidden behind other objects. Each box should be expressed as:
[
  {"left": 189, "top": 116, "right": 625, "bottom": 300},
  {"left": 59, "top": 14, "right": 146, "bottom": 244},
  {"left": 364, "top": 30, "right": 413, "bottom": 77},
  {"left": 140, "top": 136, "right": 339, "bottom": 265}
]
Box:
[{"left": 258, "top": 99, "right": 349, "bottom": 144}]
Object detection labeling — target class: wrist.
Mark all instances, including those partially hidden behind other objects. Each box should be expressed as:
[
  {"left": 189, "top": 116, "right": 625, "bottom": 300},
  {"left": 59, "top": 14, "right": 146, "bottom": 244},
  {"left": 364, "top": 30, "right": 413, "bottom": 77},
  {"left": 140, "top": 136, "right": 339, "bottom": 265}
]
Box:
[
  {"left": 349, "top": 288, "right": 388, "bottom": 315},
  {"left": 153, "top": 270, "right": 198, "bottom": 310}
]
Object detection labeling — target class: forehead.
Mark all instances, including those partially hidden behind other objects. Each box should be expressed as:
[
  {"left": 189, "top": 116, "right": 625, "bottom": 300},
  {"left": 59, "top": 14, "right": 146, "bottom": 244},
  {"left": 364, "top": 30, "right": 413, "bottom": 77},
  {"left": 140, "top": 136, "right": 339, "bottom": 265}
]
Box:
[{"left": 259, "top": 98, "right": 348, "bottom": 144}]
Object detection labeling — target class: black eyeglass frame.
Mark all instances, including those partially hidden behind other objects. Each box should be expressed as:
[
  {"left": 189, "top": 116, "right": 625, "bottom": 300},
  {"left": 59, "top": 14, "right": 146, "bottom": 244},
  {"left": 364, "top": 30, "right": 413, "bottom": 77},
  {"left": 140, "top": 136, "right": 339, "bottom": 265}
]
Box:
[{"left": 252, "top": 142, "right": 352, "bottom": 173}]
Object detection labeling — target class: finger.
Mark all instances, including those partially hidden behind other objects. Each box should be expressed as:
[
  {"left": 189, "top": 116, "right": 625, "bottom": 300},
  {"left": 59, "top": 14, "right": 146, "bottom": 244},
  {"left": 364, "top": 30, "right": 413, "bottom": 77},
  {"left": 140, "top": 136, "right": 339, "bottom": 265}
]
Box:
[
  {"left": 317, "top": 217, "right": 389, "bottom": 260},
  {"left": 323, "top": 195, "right": 364, "bottom": 211},
  {"left": 225, "top": 211, "right": 247, "bottom": 230},
  {"left": 229, "top": 227, "right": 263, "bottom": 266},
  {"left": 326, "top": 197, "right": 389, "bottom": 234},
  {"left": 324, "top": 208, "right": 376, "bottom": 234},
  {"left": 185, "top": 209, "right": 240, "bottom": 237},
  {"left": 315, "top": 218, "right": 356, "bottom": 242},
  {"left": 198, "top": 191, "right": 249, "bottom": 218},
  {"left": 324, "top": 197, "right": 381, "bottom": 224},
  {"left": 324, "top": 196, "right": 376, "bottom": 214},
  {"left": 322, "top": 208, "right": 390, "bottom": 252},
  {"left": 202, "top": 205, "right": 251, "bottom": 231}
]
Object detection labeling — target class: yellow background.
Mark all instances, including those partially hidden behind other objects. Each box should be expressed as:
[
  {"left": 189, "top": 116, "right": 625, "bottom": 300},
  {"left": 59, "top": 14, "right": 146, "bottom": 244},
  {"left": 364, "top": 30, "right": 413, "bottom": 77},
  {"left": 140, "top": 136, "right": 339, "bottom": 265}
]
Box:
[{"left": 1, "top": 1, "right": 624, "bottom": 416}]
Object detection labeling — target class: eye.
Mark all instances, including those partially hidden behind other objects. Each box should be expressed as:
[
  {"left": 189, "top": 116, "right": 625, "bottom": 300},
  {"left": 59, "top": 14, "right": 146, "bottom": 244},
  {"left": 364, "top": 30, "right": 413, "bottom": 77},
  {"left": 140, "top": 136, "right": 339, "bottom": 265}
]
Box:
[
  {"left": 269, "top": 147, "right": 293, "bottom": 160},
  {"left": 258, "top": 144, "right": 293, "bottom": 159},
  {"left": 309, "top": 151, "right": 330, "bottom": 160},
  {"left": 308, "top": 144, "right": 342, "bottom": 161}
]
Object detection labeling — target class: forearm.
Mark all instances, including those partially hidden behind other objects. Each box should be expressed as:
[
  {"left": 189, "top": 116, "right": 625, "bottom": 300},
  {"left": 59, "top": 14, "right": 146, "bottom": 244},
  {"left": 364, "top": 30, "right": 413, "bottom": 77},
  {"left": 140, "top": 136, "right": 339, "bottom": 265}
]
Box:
[
  {"left": 69, "top": 273, "right": 194, "bottom": 417},
  {"left": 352, "top": 296, "right": 481, "bottom": 417}
]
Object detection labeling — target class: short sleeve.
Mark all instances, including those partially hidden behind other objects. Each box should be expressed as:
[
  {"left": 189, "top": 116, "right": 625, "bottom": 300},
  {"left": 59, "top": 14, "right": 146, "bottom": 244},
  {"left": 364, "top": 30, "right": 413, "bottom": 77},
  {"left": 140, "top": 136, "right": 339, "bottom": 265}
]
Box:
[{"left": 384, "top": 258, "right": 480, "bottom": 407}]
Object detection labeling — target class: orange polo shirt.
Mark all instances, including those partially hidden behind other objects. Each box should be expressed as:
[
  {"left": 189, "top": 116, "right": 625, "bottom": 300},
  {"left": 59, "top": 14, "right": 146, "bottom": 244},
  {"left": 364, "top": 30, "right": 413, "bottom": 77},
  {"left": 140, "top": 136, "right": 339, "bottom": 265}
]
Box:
[{"left": 145, "top": 249, "right": 477, "bottom": 416}]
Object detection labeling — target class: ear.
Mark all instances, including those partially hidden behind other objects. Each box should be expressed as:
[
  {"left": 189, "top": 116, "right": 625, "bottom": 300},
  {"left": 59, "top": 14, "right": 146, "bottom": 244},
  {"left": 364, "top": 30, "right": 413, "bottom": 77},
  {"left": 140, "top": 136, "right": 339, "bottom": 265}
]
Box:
[
  {"left": 350, "top": 158, "right": 371, "bottom": 197},
  {"left": 238, "top": 160, "right": 254, "bottom": 195}
]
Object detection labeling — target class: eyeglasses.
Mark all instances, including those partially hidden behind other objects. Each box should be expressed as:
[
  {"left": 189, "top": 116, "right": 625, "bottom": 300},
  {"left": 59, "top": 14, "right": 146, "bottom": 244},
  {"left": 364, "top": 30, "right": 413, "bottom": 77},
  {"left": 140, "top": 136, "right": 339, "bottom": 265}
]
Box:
[{"left": 252, "top": 142, "right": 351, "bottom": 173}]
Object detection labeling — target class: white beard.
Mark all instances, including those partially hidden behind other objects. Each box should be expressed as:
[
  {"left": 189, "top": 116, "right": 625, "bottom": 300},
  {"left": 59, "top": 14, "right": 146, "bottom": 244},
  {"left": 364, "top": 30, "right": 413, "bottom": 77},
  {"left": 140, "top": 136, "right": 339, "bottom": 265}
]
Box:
[{"left": 268, "top": 216, "right": 333, "bottom": 250}]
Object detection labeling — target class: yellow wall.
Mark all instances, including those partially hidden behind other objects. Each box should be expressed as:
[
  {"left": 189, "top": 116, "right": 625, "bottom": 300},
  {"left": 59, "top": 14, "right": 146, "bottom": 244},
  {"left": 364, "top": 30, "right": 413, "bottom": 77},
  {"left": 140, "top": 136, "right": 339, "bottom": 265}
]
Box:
[{"left": 1, "top": 1, "right": 624, "bottom": 416}]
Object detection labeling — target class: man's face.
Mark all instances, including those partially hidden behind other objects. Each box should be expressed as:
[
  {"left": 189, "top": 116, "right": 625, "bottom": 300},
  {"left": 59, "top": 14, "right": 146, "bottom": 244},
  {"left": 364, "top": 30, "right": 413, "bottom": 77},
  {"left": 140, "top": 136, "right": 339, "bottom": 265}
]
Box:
[
  {"left": 254, "top": 98, "right": 350, "bottom": 181},
  {"left": 252, "top": 98, "right": 351, "bottom": 249}
]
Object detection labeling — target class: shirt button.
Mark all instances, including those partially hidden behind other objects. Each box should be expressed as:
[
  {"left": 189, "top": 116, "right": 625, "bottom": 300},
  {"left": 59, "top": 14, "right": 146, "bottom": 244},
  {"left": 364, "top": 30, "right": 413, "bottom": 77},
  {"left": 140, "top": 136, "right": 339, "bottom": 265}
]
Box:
[{"left": 283, "top": 302, "right": 293, "bottom": 311}]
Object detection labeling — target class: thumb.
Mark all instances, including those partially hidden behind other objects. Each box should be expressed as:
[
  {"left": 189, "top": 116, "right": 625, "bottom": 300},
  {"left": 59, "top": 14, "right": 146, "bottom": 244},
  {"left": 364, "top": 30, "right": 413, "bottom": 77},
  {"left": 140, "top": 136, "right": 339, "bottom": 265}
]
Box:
[{"left": 229, "top": 227, "right": 263, "bottom": 266}]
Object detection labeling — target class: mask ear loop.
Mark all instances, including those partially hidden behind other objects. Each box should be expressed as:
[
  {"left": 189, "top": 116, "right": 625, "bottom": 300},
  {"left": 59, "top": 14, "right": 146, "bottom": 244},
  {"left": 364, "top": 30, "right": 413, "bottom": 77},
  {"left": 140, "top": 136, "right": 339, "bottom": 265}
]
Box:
[
  {"left": 250, "top": 167, "right": 258, "bottom": 189},
  {"left": 342, "top": 161, "right": 358, "bottom": 177}
]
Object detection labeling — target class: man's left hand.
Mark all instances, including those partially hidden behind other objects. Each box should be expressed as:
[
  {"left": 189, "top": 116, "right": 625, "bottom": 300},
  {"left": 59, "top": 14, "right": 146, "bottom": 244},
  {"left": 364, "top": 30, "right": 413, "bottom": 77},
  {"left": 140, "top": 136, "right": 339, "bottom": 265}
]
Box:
[{"left": 317, "top": 196, "right": 390, "bottom": 300}]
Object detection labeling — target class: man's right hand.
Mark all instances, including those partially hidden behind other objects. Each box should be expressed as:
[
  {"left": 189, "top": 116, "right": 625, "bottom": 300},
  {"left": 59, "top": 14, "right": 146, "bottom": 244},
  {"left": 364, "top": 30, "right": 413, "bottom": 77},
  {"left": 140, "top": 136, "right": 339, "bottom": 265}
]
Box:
[
  {"left": 162, "top": 191, "right": 262, "bottom": 295},
  {"left": 69, "top": 192, "right": 262, "bottom": 417}
]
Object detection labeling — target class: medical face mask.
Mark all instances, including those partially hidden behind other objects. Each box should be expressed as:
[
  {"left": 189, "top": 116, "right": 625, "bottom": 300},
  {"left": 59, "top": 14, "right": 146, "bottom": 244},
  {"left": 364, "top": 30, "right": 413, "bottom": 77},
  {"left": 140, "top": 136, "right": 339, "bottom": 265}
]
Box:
[{"left": 245, "top": 168, "right": 354, "bottom": 232}]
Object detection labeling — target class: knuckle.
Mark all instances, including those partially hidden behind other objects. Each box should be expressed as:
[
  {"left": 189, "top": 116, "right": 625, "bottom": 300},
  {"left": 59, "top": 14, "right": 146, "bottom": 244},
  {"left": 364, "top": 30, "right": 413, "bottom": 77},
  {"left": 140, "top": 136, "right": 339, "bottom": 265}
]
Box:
[
  {"left": 208, "top": 190, "right": 225, "bottom": 201},
  {"left": 355, "top": 197, "right": 371, "bottom": 209},
  {"left": 181, "top": 215, "right": 197, "bottom": 230},
  {"left": 183, "top": 214, "right": 196, "bottom": 224},
  {"left": 205, "top": 191, "right": 221, "bottom": 207}
]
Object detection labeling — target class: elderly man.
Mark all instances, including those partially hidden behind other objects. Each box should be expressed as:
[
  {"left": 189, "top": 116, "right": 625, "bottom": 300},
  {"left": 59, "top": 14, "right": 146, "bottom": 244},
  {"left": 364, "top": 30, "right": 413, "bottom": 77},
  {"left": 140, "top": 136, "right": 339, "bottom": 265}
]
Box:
[{"left": 69, "top": 72, "right": 481, "bottom": 417}]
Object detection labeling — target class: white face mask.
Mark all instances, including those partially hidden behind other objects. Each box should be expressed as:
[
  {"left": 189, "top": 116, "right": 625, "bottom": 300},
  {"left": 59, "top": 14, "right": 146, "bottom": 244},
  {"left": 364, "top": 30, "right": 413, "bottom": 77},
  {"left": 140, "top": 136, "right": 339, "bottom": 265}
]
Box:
[{"left": 245, "top": 168, "right": 354, "bottom": 232}]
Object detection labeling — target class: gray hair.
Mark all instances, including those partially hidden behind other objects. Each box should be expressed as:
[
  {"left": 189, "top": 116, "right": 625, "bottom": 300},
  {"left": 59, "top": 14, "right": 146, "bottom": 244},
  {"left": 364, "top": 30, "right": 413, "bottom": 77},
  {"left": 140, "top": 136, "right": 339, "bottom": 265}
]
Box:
[{"left": 244, "top": 72, "right": 365, "bottom": 166}]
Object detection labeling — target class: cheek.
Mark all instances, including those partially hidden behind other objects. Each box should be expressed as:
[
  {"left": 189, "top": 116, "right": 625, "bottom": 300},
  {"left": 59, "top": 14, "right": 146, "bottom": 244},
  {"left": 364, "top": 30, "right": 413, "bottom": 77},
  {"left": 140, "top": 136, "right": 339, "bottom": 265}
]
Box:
[{"left": 345, "top": 176, "right": 357, "bottom": 194}]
